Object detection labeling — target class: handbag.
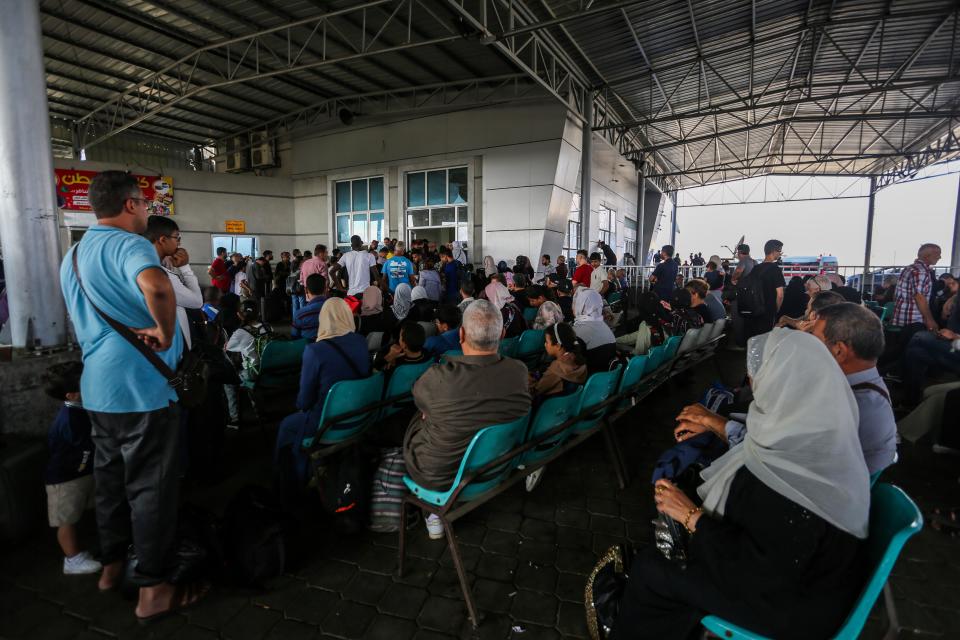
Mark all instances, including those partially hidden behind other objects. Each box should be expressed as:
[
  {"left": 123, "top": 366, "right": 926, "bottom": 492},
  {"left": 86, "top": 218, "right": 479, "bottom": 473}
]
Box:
[
  {"left": 70, "top": 245, "right": 210, "bottom": 408},
  {"left": 585, "top": 543, "right": 634, "bottom": 640}
]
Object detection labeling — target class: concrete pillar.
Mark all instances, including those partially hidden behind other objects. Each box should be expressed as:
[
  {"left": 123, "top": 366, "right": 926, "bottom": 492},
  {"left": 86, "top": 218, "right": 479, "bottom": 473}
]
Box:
[
  {"left": 580, "top": 98, "right": 593, "bottom": 251},
  {"left": 862, "top": 176, "right": 877, "bottom": 294},
  {"left": 0, "top": 1, "right": 67, "bottom": 347},
  {"left": 952, "top": 174, "right": 960, "bottom": 276},
  {"left": 669, "top": 193, "right": 678, "bottom": 247},
  {"left": 637, "top": 163, "right": 646, "bottom": 265}
]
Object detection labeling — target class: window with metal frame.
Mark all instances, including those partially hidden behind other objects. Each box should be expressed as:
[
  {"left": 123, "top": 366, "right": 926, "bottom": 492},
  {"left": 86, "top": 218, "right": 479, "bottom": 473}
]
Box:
[
  {"left": 334, "top": 177, "right": 385, "bottom": 249},
  {"left": 598, "top": 204, "right": 615, "bottom": 248},
  {"left": 211, "top": 235, "right": 258, "bottom": 259},
  {"left": 404, "top": 166, "right": 469, "bottom": 241},
  {"left": 563, "top": 193, "right": 581, "bottom": 260}
]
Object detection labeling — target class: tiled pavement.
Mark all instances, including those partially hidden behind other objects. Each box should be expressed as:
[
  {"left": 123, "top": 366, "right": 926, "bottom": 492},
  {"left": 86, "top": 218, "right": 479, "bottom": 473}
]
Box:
[{"left": 2, "top": 352, "right": 959, "bottom": 640}]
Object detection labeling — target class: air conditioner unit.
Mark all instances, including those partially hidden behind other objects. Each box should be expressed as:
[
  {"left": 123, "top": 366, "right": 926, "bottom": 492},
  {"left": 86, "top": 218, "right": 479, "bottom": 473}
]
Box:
[
  {"left": 225, "top": 135, "right": 249, "bottom": 173},
  {"left": 250, "top": 130, "right": 277, "bottom": 168}
]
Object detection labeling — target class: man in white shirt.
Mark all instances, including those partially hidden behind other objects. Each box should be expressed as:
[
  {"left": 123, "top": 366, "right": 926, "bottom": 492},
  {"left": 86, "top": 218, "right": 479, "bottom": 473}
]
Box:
[
  {"left": 338, "top": 235, "right": 378, "bottom": 296},
  {"left": 144, "top": 216, "right": 202, "bottom": 350}
]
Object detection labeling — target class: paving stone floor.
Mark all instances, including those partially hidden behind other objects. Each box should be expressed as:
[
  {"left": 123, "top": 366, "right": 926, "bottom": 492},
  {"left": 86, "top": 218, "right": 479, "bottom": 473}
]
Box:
[{"left": 2, "top": 351, "right": 959, "bottom": 640}]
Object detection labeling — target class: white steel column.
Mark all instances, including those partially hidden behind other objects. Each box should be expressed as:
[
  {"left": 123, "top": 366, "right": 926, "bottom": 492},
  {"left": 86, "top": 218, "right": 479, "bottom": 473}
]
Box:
[
  {"left": 580, "top": 99, "right": 593, "bottom": 251},
  {"left": 0, "top": 1, "right": 66, "bottom": 347},
  {"left": 952, "top": 174, "right": 960, "bottom": 276},
  {"left": 862, "top": 176, "right": 877, "bottom": 294},
  {"left": 669, "top": 193, "right": 678, "bottom": 247},
  {"left": 637, "top": 163, "right": 646, "bottom": 265}
]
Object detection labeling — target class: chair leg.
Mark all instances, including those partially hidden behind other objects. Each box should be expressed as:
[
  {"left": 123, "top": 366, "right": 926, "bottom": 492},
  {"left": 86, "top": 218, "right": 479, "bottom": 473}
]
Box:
[
  {"left": 397, "top": 498, "right": 409, "bottom": 578},
  {"left": 601, "top": 426, "right": 627, "bottom": 490},
  {"left": 441, "top": 517, "right": 480, "bottom": 629},
  {"left": 881, "top": 581, "right": 900, "bottom": 640}
]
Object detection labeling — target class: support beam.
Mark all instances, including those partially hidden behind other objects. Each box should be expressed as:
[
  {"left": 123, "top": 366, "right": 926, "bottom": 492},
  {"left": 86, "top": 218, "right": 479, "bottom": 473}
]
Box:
[
  {"left": 581, "top": 98, "right": 593, "bottom": 251},
  {"left": 670, "top": 194, "right": 678, "bottom": 247},
  {"left": 637, "top": 163, "right": 646, "bottom": 264},
  {"left": 863, "top": 176, "right": 877, "bottom": 294},
  {"left": 0, "top": 1, "right": 66, "bottom": 347},
  {"left": 953, "top": 174, "right": 960, "bottom": 276}
]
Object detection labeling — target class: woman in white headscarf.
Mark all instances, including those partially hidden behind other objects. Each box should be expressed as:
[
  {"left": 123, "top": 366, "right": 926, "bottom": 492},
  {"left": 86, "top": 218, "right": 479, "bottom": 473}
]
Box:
[
  {"left": 608, "top": 329, "right": 869, "bottom": 640},
  {"left": 572, "top": 289, "right": 616, "bottom": 372},
  {"left": 482, "top": 255, "right": 497, "bottom": 281},
  {"left": 484, "top": 281, "right": 526, "bottom": 338},
  {"left": 409, "top": 284, "right": 437, "bottom": 322},
  {"left": 387, "top": 282, "right": 413, "bottom": 328}
]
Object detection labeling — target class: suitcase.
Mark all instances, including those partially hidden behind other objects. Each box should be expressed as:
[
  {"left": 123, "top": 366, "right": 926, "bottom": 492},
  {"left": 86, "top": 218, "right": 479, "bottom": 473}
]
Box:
[{"left": 0, "top": 438, "right": 47, "bottom": 543}]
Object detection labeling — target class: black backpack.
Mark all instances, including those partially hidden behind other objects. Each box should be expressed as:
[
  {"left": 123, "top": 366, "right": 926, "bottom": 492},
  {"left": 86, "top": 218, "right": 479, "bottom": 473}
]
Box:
[
  {"left": 736, "top": 268, "right": 767, "bottom": 319},
  {"left": 222, "top": 485, "right": 288, "bottom": 587},
  {"left": 315, "top": 448, "right": 371, "bottom": 536}
]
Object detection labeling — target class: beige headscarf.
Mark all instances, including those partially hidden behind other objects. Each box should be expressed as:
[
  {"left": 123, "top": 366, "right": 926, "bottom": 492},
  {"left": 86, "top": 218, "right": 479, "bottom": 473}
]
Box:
[
  {"left": 484, "top": 281, "right": 514, "bottom": 309},
  {"left": 316, "top": 297, "right": 355, "bottom": 342},
  {"left": 360, "top": 285, "right": 383, "bottom": 316}
]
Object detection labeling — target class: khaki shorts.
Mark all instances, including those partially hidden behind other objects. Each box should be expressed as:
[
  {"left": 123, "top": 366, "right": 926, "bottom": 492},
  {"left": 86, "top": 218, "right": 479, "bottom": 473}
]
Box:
[{"left": 46, "top": 475, "right": 95, "bottom": 527}]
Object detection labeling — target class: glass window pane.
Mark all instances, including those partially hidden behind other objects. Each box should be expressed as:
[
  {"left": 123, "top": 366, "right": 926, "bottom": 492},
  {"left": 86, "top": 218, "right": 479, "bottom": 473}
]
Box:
[
  {"left": 235, "top": 236, "right": 255, "bottom": 257},
  {"left": 570, "top": 193, "right": 581, "bottom": 220},
  {"left": 336, "top": 181, "right": 351, "bottom": 213},
  {"left": 456, "top": 206, "right": 468, "bottom": 222},
  {"left": 448, "top": 167, "right": 468, "bottom": 204},
  {"left": 337, "top": 215, "right": 351, "bottom": 244},
  {"left": 352, "top": 213, "right": 368, "bottom": 240},
  {"left": 370, "top": 212, "right": 384, "bottom": 241},
  {"left": 352, "top": 179, "right": 368, "bottom": 211},
  {"left": 369, "top": 177, "right": 384, "bottom": 210},
  {"left": 212, "top": 236, "right": 232, "bottom": 259},
  {"left": 432, "top": 207, "right": 455, "bottom": 226},
  {"left": 407, "top": 210, "right": 430, "bottom": 227},
  {"left": 456, "top": 225, "right": 468, "bottom": 242},
  {"left": 427, "top": 170, "right": 446, "bottom": 205},
  {"left": 407, "top": 172, "right": 425, "bottom": 207}
]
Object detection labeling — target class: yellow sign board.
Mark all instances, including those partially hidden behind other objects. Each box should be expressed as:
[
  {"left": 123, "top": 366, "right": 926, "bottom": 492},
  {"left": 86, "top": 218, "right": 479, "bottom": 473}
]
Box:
[{"left": 225, "top": 220, "right": 246, "bottom": 233}]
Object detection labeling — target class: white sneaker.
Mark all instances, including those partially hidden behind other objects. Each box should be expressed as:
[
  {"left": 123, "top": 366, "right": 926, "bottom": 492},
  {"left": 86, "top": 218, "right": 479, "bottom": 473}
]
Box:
[
  {"left": 63, "top": 551, "right": 103, "bottom": 575},
  {"left": 425, "top": 514, "right": 444, "bottom": 540},
  {"left": 525, "top": 467, "right": 545, "bottom": 493}
]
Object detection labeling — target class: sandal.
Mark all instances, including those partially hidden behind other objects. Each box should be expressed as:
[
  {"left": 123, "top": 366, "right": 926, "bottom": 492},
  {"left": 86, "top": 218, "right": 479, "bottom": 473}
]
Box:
[
  {"left": 928, "top": 507, "right": 960, "bottom": 537},
  {"left": 136, "top": 581, "right": 210, "bottom": 626}
]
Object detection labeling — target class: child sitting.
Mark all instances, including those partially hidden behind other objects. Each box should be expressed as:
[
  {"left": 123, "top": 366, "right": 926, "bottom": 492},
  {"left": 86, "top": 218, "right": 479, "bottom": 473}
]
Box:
[
  {"left": 377, "top": 321, "right": 430, "bottom": 372},
  {"left": 530, "top": 322, "right": 587, "bottom": 399},
  {"left": 42, "top": 362, "right": 101, "bottom": 575}
]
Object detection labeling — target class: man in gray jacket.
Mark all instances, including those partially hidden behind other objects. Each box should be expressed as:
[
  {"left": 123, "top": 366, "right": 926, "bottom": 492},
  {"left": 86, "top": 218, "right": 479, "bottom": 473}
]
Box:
[{"left": 404, "top": 299, "right": 530, "bottom": 537}]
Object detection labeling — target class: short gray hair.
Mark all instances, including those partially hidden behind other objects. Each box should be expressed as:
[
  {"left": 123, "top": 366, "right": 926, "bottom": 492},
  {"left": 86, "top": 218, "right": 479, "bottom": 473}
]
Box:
[
  {"left": 395, "top": 241, "right": 405, "bottom": 254},
  {"left": 462, "top": 299, "right": 503, "bottom": 351},
  {"left": 817, "top": 302, "right": 885, "bottom": 361}
]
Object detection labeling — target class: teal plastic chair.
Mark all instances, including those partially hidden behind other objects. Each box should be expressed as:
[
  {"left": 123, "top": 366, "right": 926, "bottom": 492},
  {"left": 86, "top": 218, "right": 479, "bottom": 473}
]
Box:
[
  {"left": 662, "top": 335, "right": 682, "bottom": 361},
  {"left": 403, "top": 415, "right": 530, "bottom": 505},
  {"left": 643, "top": 346, "right": 665, "bottom": 376},
  {"left": 519, "top": 389, "right": 583, "bottom": 466},
  {"left": 522, "top": 306, "right": 538, "bottom": 325},
  {"left": 881, "top": 302, "right": 897, "bottom": 331},
  {"left": 244, "top": 338, "right": 308, "bottom": 390},
  {"left": 304, "top": 372, "right": 384, "bottom": 448},
  {"left": 516, "top": 329, "right": 546, "bottom": 366},
  {"left": 381, "top": 361, "right": 433, "bottom": 418},
  {"left": 571, "top": 368, "right": 622, "bottom": 434},
  {"left": 615, "top": 355, "right": 649, "bottom": 409},
  {"left": 499, "top": 336, "right": 520, "bottom": 358},
  {"left": 701, "top": 483, "right": 923, "bottom": 640}
]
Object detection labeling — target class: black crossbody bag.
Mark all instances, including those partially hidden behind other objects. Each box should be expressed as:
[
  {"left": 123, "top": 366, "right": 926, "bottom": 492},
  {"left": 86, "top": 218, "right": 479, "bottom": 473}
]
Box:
[{"left": 71, "top": 244, "right": 209, "bottom": 408}]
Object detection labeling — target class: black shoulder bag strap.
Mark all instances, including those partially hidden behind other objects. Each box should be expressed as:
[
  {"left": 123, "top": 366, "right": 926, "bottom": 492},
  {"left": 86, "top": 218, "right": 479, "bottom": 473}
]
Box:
[
  {"left": 323, "top": 338, "right": 365, "bottom": 378},
  {"left": 851, "top": 381, "right": 892, "bottom": 406},
  {"left": 70, "top": 244, "right": 181, "bottom": 387}
]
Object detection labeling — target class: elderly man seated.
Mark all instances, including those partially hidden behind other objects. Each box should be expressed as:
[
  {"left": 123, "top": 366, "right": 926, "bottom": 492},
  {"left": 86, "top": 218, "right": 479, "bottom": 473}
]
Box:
[
  {"left": 403, "top": 299, "right": 531, "bottom": 539},
  {"left": 775, "top": 289, "right": 845, "bottom": 331},
  {"left": 678, "top": 302, "right": 896, "bottom": 476}
]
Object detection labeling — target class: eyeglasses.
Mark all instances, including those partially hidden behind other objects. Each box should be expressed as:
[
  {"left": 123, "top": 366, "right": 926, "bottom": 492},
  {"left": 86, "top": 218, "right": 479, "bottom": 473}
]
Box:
[{"left": 166, "top": 234, "right": 182, "bottom": 243}]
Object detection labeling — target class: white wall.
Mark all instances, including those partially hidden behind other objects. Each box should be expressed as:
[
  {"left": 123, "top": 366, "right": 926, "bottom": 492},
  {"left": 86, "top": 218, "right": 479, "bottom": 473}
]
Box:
[{"left": 53, "top": 158, "right": 295, "bottom": 283}]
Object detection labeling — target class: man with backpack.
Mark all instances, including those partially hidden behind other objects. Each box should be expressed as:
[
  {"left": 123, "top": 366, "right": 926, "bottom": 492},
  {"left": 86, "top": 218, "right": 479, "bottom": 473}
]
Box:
[{"left": 738, "top": 239, "right": 785, "bottom": 342}]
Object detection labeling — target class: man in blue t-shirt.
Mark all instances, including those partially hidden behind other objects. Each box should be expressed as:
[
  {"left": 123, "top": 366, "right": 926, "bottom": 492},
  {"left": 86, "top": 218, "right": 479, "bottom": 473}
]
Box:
[
  {"left": 291, "top": 273, "right": 327, "bottom": 340},
  {"left": 439, "top": 246, "right": 461, "bottom": 304},
  {"left": 59, "top": 171, "right": 199, "bottom": 621},
  {"left": 650, "top": 244, "right": 679, "bottom": 301},
  {"left": 382, "top": 241, "right": 415, "bottom": 293}
]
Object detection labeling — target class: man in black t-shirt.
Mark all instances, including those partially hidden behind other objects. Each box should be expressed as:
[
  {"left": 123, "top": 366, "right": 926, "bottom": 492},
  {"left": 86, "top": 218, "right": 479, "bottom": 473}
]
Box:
[{"left": 743, "top": 239, "right": 786, "bottom": 341}]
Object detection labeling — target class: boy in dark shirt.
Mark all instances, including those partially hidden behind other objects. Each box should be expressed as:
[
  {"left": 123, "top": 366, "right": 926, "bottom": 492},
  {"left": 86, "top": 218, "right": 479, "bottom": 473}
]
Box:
[
  {"left": 42, "top": 362, "right": 101, "bottom": 575},
  {"left": 379, "top": 322, "right": 431, "bottom": 372}
]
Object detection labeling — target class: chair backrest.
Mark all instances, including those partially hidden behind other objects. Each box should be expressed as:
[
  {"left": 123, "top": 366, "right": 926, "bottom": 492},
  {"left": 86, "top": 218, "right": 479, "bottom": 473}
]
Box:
[
  {"left": 517, "top": 329, "right": 546, "bottom": 358},
  {"left": 522, "top": 306, "right": 538, "bottom": 325},
  {"left": 366, "top": 331, "right": 384, "bottom": 353},
  {"left": 521, "top": 389, "right": 584, "bottom": 465},
  {"left": 313, "top": 372, "right": 385, "bottom": 445},
  {"left": 662, "top": 335, "right": 682, "bottom": 360},
  {"left": 418, "top": 320, "right": 438, "bottom": 338},
  {"left": 499, "top": 336, "right": 520, "bottom": 358},
  {"left": 643, "top": 345, "right": 665, "bottom": 375},
  {"left": 618, "top": 355, "right": 649, "bottom": 395},
  {"left": 881, "top": 302, "right": 894, "bottom": 325},
  {"left": 381, "top": 361, "right": 433, "bottom": 417},
  {"left": 260, "top": 338, "right": 308, "bottom": 374},
  {"left": 572, "top": 368, "right": 622, "bottom": 433},
  {"left": 709, "top": 318, "right": 727, "bottom": 341},
  {"left": 677, "top": 328, "right": 701, "bottom": 354},
  {"left": 694, "top": 323, "right": 713, "bottom": 347},
  {"left": 833, "top": 483, "right": 922, "bottom": 638}
]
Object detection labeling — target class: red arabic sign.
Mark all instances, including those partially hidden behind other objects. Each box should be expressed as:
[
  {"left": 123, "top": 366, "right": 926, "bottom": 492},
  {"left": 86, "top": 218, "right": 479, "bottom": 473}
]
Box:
[{"left": 55, "top": 169, "right": 175, "bottom": 216}]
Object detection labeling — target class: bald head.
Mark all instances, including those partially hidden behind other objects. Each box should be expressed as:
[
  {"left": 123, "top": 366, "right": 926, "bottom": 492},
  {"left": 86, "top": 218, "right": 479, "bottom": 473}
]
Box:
[{"left": 918, "top": 243, "right": 942, "bottom": 266}]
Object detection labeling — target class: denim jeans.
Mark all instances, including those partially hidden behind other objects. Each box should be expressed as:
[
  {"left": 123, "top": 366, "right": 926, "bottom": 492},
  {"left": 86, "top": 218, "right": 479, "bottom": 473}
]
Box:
[
  {"left": 904, "top": 331, "right": 960, "bottom": 403},
  {"left": 291, "top": 294, "right": 306, "bottom": 316}
]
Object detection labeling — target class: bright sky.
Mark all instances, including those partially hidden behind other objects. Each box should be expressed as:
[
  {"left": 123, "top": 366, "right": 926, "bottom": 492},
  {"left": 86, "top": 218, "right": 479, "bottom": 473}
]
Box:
[{"left": 666, "top": 164, "right": 959, "bottom": 268}]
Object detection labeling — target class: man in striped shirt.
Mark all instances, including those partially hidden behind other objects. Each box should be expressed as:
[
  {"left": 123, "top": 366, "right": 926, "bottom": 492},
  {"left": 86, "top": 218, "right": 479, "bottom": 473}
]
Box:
[{"left": 892, "top": 244, "right": 941, "bottom": 334}]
